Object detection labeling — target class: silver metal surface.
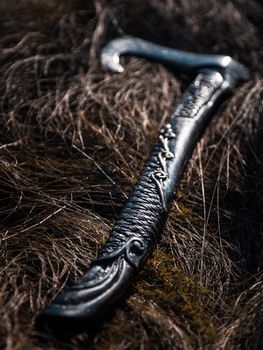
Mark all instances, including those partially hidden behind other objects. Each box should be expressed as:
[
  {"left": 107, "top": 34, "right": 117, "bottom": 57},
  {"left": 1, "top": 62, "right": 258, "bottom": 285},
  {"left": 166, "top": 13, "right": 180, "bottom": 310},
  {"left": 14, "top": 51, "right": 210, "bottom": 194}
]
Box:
[{"left": 101, "top": 36, "right": 249, "bottom": 83}]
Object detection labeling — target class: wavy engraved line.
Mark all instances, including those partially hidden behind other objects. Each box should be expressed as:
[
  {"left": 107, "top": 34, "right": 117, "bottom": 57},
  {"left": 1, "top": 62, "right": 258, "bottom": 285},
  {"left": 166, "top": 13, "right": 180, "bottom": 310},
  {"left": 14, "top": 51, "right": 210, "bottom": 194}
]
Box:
[
  {"left": 149, "top": 123, "right": 176, "bottom": 210},
  {"left": 72, "top": 259, "right": 120, "bottom": 291},
  {"left": 96, "top": 237, "right": 146, "bottom": 269}
]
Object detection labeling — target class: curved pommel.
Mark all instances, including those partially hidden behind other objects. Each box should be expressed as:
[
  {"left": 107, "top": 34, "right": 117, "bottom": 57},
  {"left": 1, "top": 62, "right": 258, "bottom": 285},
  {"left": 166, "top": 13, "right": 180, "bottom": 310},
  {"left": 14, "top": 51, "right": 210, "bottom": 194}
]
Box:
[{"left": 101, "top": 36, "right": 249, "bottom": 86}]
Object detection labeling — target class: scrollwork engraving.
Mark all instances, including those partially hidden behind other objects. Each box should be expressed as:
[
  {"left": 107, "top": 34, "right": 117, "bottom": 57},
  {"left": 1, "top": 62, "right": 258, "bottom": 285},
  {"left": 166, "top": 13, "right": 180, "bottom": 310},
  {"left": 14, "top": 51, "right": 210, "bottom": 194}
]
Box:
[
  {"left": 150, "top": 123, "right": 176, "bottom": 209},
  {"left": 66, "top": 238, "right": 147, "bottom": 297},
  {"left": 96, "top": 237, "right": 146, "bottom": 269}
]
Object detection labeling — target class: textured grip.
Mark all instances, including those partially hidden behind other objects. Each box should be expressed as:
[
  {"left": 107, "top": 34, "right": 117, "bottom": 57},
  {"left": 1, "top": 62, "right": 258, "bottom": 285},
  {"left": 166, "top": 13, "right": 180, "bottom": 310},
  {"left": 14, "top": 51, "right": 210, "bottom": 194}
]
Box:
[{"left": 36, "top": 70, "right": 232, "bottom": 334}]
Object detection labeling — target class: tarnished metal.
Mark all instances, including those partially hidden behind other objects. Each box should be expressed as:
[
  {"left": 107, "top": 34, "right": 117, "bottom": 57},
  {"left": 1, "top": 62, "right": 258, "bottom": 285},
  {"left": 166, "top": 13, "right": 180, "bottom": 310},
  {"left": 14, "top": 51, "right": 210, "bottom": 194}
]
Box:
[{"left": 36, "top": 36, "right": 249, "bottom": 335}]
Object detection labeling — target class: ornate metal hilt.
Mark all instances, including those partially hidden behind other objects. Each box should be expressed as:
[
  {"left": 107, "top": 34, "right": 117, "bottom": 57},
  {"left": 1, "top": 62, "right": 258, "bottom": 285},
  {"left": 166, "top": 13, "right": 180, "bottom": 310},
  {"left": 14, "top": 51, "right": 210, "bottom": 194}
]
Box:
[{"left": 36, "top": 37, "right": 249, "bottom": 335}]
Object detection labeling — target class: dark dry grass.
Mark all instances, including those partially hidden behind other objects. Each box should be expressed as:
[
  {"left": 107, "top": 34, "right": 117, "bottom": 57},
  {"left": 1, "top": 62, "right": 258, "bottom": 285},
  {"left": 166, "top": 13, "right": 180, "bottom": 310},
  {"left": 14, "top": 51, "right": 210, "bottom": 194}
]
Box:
[{"left": 1, "top": 0, "right": 263, "bottom": 349}]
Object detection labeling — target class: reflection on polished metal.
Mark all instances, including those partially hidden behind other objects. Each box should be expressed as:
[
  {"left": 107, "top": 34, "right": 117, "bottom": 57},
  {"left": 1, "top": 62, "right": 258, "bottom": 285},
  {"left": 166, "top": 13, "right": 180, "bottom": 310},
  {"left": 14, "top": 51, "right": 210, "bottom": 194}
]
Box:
[{"left": 36, "top": 36, "right": 249, "bottom": 334}]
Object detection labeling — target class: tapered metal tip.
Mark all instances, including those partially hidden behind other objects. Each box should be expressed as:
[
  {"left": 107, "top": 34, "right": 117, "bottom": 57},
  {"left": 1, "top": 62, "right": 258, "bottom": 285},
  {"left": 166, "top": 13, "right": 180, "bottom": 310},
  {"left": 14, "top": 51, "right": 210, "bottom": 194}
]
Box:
[{"left": 101, "top": 44, "right": 125, "bottom": 73}]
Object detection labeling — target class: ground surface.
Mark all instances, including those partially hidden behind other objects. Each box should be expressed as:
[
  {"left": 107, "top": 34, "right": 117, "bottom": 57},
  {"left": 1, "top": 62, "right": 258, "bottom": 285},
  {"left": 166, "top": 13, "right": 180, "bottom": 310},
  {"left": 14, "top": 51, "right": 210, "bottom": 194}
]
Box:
[{"left": 1, "top": 0, "right": 263, "bottom": 349}]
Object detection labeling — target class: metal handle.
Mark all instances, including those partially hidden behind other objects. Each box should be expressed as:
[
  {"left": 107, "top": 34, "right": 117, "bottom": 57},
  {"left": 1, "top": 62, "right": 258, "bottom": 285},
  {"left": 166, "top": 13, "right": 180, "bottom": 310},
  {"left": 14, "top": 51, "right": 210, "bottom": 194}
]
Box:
[{"left": 36, "top": 67, "right": 238, "bottom": 334}]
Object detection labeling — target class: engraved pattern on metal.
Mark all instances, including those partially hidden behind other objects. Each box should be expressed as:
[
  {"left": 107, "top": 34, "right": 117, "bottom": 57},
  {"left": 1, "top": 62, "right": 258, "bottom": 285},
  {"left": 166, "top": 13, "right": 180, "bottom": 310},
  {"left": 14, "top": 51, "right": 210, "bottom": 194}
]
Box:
[
  {"left": 65, "top": 238, "right": 146, "bottom": 294},
  {"left": 95, "top": 237, "right": 146, "bottom": 269},
  {"left": 150, "top": 123, "right": 176, "bottom": 209},
  {"left": 173, "top": 71, "right": 224, "bottom": 119}
]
